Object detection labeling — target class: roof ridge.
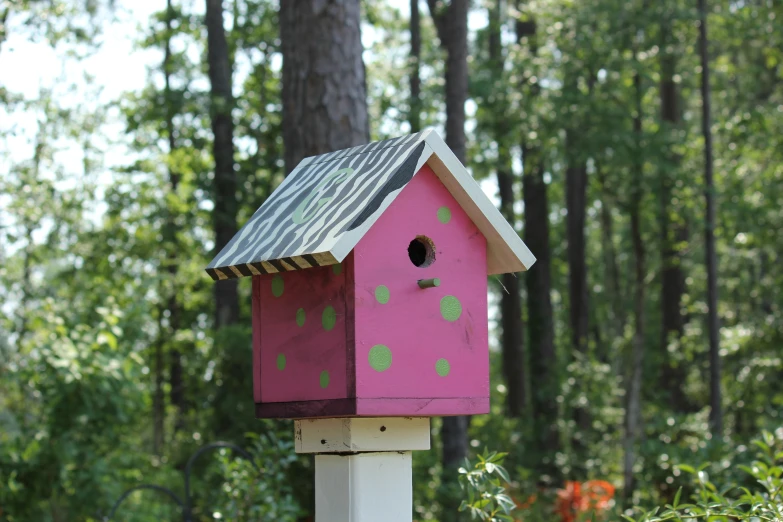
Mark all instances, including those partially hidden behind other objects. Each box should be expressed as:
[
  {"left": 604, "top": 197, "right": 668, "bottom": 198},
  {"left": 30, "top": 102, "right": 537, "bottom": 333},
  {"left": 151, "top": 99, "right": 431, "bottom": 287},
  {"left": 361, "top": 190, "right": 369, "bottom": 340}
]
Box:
[{"left": 304, "top": 130, "right": 430, "bottom": 167}]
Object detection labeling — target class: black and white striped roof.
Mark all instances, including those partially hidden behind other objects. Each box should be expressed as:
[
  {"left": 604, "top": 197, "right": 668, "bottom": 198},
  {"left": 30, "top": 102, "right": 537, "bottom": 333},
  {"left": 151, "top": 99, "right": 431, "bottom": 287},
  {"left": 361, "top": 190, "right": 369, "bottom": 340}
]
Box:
[{"left": 206, "top": 129, "right": 535, "bottom": 280}]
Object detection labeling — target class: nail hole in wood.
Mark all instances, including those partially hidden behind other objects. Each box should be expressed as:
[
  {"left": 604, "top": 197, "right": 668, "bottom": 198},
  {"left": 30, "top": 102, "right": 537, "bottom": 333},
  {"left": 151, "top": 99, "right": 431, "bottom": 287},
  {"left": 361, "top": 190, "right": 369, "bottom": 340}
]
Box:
[
  {"left": 380, "top": 426, "right": 387, "bottom": 432},
  {"left": 321, "top": 439, "right": 327, "bottom": 444}
]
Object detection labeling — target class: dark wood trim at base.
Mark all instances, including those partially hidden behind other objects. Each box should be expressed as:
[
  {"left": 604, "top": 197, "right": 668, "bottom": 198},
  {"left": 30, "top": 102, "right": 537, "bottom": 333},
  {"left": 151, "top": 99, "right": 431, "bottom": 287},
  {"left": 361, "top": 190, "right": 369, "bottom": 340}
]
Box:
[
  {"left": 255, "top": 398, "right": 357, "bottom": 419},
  {"left": 255, "top": 396, "right": 490, "bottom": 419}
]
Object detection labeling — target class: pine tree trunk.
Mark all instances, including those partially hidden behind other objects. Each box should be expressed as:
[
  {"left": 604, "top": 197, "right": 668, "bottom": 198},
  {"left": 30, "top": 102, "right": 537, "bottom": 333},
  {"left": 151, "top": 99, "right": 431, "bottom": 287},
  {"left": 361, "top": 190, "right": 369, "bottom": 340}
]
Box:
[
  {"left": 624, "top": 200, "right": 645, "bottom": 501},
  {"left": 565, "top": 113, "right": 590, "bottom": 456},
  {"left": 153, "top": 313, "right": 165, "bottom": 455},
  {"left": 596, "top": 165, "right": 624, "bottom": 345},
  {"left": 206, "top": 0, "right": 239, "bottom": 329},
  {"left": 515, "top": 5, "right": 559, "bottom": 477},
  {"left": 563, "top": 54, "right": 591, "bottom": 451},
  {"left": 497, "top": 161, "right": 526, "bottom": 417},
  {"left": 409, "top": 0, "right": 421, "bottom": 133},
  {"left": 280, "top": 0, "right": 370, "bottom": 173},
  {"left": 563, "top": 15, "right": 591, "bottom": 357},
  {"left": 565, "top": 158, "right": 589, "bottom": 355},
  {"left": 490, "top": 0, "right": 526, "bottom": 418},
  {"left": 164, "top": 0, "right": 185, "bottom": 432},
  {"left": 428, "top": 0, "right": 468, "bottom": 163},
  {"left": 623, "top": 68, "right": 646, "bottom": 503},
  {"left": 658, "top": 20, "right": 690, "bottom": 412},
  {"left": 523, "top": 148, "right": 559, "bottom": 469},
  {"left": 698, "top": 0, "right": 722, "bottom": 435}
]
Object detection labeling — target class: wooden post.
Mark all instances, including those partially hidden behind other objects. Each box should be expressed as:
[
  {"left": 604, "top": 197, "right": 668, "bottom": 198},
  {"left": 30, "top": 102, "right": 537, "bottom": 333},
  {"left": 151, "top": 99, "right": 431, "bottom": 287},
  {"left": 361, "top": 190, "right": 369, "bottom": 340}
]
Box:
[{"left": 295, "top": 417, "right": 430, "bottom": 522}]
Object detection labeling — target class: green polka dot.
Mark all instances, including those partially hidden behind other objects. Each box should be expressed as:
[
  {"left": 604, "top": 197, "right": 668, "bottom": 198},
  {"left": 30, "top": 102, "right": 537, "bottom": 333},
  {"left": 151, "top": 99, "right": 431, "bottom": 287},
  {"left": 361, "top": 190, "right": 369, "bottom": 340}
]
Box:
[
  {"left": 322, "top": 306, "right": 336, "bottom": 331},
  {"left": 437, "top": 206, "right": 452, "bottom": 224},
  {"left": 319, "top": 370, "right": 330, "bottom": 389},
  {"left": 271, "top": 275, "right": 284, "bottom": 297},
  {"left": 440, "top": 295, "right": 462, "bottom": 322},
  {"left": 296, "top": 308, "right": 306, "bottom": 327},
  {"left": 368, "top": 344, "right": 392, "bottom": 372},
  {"left": 276, "top": 354, "right": 286, "bottom": 371},
  {"left": 332, "top": 264, "right": 342, "bottom": 275},
  {"left": 375, "top": 285, "right": 390, "bottom": 304},
  {"left": 435, "top": 359, "right": 450, "bottom": 377}
]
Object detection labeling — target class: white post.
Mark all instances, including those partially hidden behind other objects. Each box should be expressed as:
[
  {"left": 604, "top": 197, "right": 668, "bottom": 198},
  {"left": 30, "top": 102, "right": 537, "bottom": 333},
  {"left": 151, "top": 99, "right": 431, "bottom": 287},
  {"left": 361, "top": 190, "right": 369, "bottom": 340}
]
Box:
[{"left": 295, "top": 417, "right": 431, "bottom": 522}]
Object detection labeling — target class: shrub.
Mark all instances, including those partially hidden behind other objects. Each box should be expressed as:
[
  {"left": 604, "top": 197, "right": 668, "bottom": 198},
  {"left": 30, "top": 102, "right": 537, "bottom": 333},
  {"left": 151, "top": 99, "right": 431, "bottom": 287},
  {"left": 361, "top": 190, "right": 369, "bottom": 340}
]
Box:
[
  {"left": 627, "top": 430, "right": 783, "bottom": 521},
  {"left": 458, "top": 450, "right": 517, "bottom": 521}
]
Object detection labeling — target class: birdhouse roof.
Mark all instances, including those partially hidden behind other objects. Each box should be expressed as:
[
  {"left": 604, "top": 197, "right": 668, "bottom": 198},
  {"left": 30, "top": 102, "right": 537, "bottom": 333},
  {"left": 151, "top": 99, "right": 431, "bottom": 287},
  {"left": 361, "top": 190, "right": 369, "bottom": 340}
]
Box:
[{"left": 206, "top": 129, "right": 535, "bottom": 280}]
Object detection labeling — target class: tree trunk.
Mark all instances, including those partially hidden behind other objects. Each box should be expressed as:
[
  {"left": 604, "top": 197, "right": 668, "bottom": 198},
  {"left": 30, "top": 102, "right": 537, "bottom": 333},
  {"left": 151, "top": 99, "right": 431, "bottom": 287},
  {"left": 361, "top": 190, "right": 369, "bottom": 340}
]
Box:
[
  {"left": 206, "top": 0, "right": 240, "bottom": 329},
  {"left": 164, "top": 0, "right": 185, "bottom": 433},
  {"left": 427, "top": 0, "right": 468, "bottom": 163},
  {"left": 624, "top": 67, "right": 646, "bottom": 503},
  {"left": 563, "top": 12, "right": 591, "bottom": 357},
  {"left": 280, "top": 0, "right": 370, "bottom": 173},
  {"left": 596, "top": 165, "right": 624, "bottom": 345},
  {"left": 516, "top": 5, "right": 559, "bottom": 478},
  {"left": 565, "top": 103, "right": 590, "bottom": 456},
  {"left": 153, "top": 312, "right": 165, "bottom": 455},
  {"left": 565, "top": 160, "right": 589, "bottom": 355},
  {"left": 523, "top": 148, "right": 560, "bottom": 469},
  {"left": 498, "top": 166, "right": 526, "bottom": 417},
  {"left": 624, "top": 199, "right": 645, "bottom": 502},
  {"left": 698, "top": 0, "right": 722, "bottom": 436},
  {"left": 428, "top": 1, "right": 469, "bottom": 518},
  {"left": 490, "top": 0, "right": 526, "bottom": 418},
  {"left": 563, "top": 52, "right": 591, "bottom": 451},
  {"left": 409, "top": 0, "right": 421, "bottom": 133},
  {"left": 658, "top": 20, "right": 690, "bottom": 412}
]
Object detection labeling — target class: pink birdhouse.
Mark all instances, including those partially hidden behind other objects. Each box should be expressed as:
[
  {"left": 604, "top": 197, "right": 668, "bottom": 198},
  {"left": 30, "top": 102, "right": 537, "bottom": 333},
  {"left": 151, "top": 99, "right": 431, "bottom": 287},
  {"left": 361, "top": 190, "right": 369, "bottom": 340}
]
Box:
[{"left": 206, "top": 130, "right": 535, "bottom": 419}]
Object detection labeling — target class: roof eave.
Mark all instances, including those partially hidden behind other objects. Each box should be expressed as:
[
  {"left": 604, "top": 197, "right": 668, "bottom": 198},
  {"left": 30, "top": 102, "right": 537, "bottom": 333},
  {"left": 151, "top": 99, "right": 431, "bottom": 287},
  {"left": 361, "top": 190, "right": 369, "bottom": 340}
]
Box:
[{"left": 422, "top": 132, "right": 536, "bottom": 275}]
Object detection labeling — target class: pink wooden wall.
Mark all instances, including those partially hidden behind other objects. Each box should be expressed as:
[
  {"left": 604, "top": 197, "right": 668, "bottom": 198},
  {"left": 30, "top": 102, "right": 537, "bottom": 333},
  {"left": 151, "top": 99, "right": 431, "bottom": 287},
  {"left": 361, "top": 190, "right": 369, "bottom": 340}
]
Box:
[
  {"left": 352, "top": 164, "right": 489, "bottom": 413},
  {"left": 254, "top": 255, "right": 353, "bottom": 404}
]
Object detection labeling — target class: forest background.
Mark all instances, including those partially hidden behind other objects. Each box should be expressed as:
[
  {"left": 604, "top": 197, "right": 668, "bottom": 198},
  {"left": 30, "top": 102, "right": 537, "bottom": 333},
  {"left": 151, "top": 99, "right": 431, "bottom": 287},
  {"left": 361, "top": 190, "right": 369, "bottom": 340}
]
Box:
[{"left": 1, "top": 0, "right": 782, "bottom": 521}]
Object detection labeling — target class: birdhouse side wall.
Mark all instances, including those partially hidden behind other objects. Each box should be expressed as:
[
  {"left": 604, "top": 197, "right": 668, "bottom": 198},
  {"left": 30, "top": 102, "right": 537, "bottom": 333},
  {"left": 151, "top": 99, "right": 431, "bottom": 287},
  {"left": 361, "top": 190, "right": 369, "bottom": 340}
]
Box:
[
  {"left": 351, "top": 164, "right": 489, "bottom": 415},
  {"left": 253, "top": 257, "right": 352, "bottom": 405}
]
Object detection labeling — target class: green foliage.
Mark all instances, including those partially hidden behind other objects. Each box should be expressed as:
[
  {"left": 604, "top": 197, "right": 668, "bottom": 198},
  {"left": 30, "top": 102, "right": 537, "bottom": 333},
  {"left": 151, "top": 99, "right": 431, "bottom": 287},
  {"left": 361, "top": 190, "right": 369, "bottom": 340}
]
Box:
[
  {"left": 626, "top": 431, "right": 783, "bottom": 521},
  {"left": 458, "top": 450, "right": 516, "bottom": 522},
  {"left": 364, "top": 0, "right": 444, "bottom": 139},
  {"left": 211, "top": 431, "right": 305, "bottom": 522},
  {"left": 1, "top": 0, "right": 782, "bottom": 520}
]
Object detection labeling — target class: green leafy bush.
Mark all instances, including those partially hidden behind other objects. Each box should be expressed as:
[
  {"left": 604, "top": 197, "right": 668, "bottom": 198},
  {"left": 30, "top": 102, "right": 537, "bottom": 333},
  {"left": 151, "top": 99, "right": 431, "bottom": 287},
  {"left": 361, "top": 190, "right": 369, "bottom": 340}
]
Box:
[
  {"left": 210, "top": 431, "right": 306, "bottom": 522},
  {"left": 458, "top": 450, "right": 517, "bottom": 522},
  {"left": 628, "top": 430, "right": 783, "bottom": 521}
]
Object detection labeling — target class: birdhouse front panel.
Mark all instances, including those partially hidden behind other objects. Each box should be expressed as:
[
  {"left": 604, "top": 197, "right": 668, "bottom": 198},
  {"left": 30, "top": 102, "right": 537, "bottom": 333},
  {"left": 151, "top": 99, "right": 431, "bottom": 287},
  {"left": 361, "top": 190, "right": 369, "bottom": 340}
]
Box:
[{"left": 351, "top": 164, "right": 489, "bottom": 415}]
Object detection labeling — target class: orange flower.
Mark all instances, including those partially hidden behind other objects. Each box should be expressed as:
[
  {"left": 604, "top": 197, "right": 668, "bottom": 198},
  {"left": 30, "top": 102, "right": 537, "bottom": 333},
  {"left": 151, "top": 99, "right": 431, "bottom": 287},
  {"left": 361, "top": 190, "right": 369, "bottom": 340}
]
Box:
[
  {"left": 555, "top": 480, "right": 615, "bottom": 522},
  {"left": 555, "top": 481, "right": 586, "bottom": 522},
  {"left": 583, "top": 480, "right": 615, "bottom": 511}
]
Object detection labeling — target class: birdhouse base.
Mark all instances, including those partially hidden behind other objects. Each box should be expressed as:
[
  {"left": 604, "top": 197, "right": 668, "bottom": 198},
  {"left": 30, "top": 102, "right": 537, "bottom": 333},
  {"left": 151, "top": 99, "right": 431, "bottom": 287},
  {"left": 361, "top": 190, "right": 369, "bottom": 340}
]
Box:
[
  {"left": 295, "top": 417, "right": 431, "bottom": 522},
  {"left": 256, "top": 397, "right": 489, "bottom": 419}
]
